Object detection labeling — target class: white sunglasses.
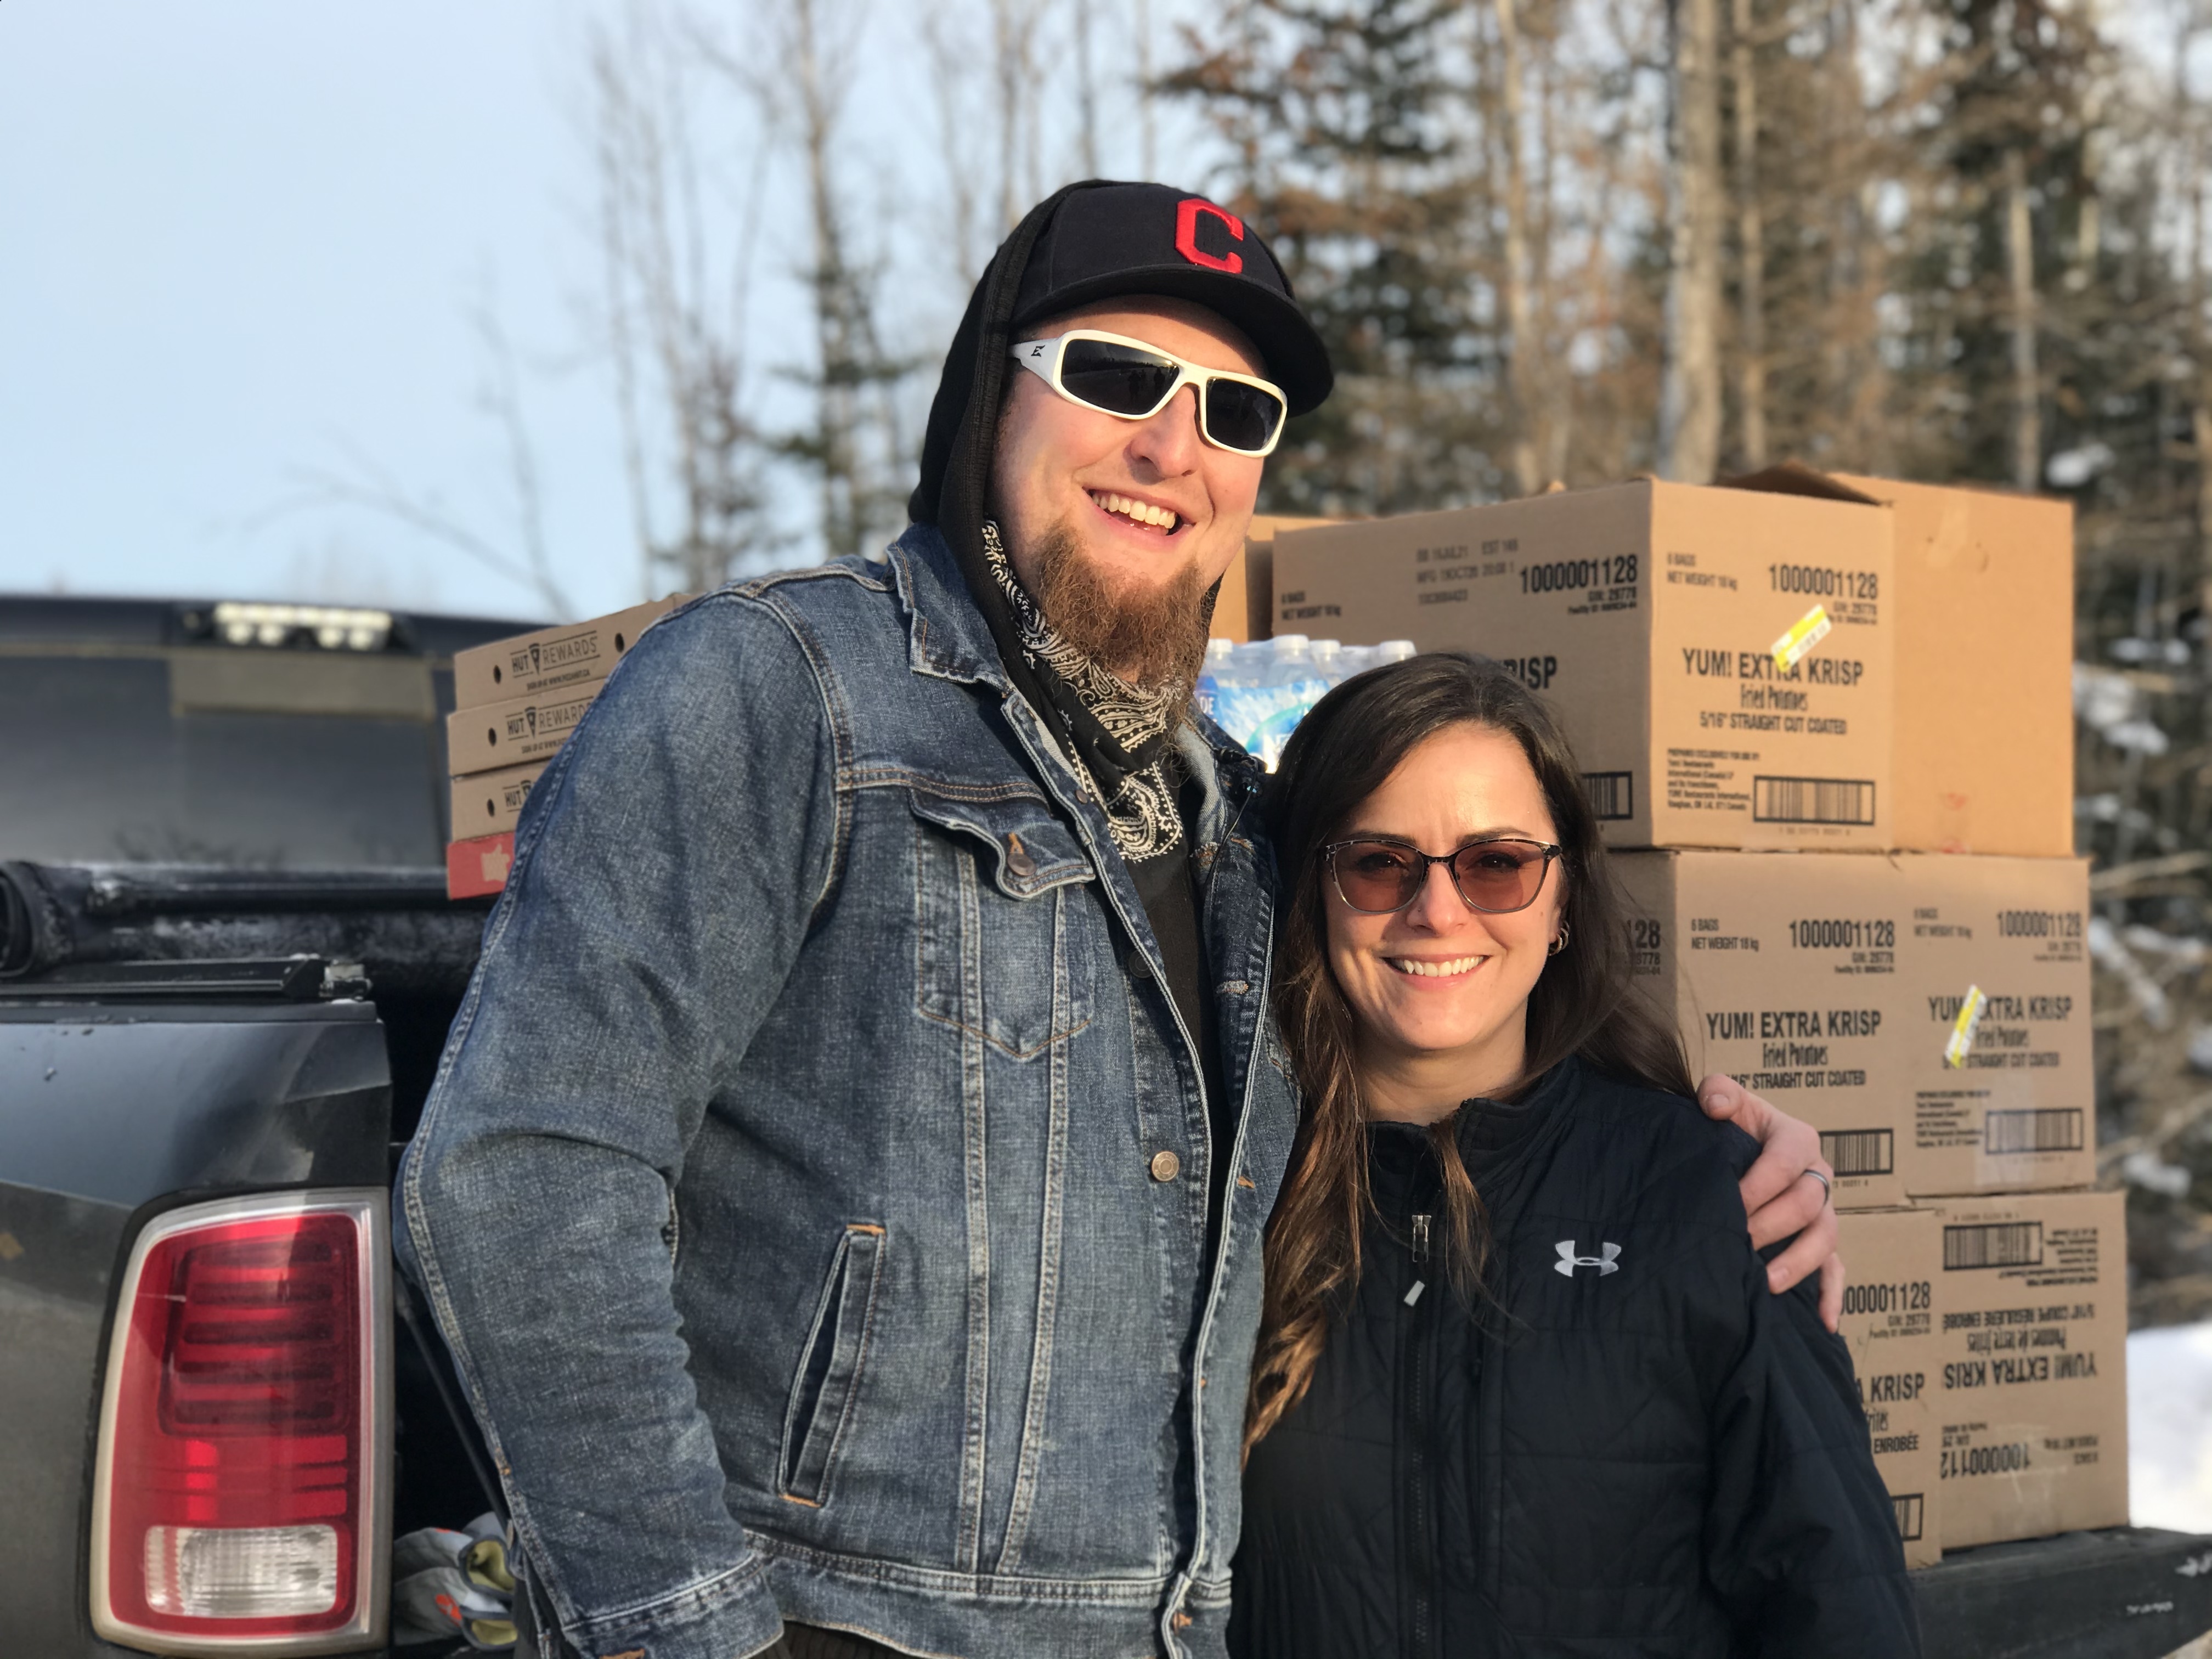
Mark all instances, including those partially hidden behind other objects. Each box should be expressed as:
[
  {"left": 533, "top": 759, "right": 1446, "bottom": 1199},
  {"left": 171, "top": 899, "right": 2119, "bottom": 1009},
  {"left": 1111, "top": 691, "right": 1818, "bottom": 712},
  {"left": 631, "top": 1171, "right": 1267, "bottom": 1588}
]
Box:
[{"left": 1009, "top": 329, "right": 1290, "bottom": 457}]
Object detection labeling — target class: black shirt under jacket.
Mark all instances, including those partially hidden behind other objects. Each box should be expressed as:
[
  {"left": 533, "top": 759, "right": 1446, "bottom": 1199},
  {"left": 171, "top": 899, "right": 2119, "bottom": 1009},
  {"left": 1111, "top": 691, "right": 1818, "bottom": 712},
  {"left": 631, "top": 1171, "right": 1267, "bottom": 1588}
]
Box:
[{"left": 1231, "top": 1057, "right": 1920, "bottom": 1659}]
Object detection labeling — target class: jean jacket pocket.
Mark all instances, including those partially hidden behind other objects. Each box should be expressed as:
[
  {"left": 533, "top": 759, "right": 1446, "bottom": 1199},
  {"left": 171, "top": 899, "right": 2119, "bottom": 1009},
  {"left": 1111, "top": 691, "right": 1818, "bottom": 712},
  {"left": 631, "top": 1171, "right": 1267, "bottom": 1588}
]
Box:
[
  {"left": 909, "top": 788, "right": 1096, "bottom": 1059},
  {"left": 778, "top": 1223, "right": 887, "bottom": 1508}
]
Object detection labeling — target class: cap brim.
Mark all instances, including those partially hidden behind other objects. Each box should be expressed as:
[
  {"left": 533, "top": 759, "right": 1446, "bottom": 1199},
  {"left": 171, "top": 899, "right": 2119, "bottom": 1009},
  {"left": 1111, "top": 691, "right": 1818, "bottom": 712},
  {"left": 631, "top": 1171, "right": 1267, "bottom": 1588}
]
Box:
[{"left": 1012, "top": 266, "right": 1334, "bottom": 417}]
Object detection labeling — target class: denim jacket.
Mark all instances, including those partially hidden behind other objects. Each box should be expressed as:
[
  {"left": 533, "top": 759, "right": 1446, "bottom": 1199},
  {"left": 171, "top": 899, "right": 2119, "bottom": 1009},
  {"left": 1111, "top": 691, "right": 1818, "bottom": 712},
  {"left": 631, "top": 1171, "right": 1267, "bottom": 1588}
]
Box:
[{"left": 396, "top": 525, "right": 1302, "bottom": 1659}]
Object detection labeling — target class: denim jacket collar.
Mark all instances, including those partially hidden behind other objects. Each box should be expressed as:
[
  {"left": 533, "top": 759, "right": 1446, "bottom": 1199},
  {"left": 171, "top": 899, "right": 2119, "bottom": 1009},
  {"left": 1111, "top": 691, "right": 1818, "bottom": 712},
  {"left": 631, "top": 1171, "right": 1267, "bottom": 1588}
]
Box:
[{"left": 887, "top": 523, "right": 1014, "bottom": 692}]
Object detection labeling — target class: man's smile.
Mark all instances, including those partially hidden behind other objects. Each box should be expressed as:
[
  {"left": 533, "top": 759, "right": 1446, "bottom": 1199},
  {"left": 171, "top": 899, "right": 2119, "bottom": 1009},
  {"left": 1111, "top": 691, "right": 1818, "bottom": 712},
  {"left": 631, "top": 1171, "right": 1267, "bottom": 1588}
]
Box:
[{"left": 1086, "top": 486, "right": 1187, "bottom": 535}]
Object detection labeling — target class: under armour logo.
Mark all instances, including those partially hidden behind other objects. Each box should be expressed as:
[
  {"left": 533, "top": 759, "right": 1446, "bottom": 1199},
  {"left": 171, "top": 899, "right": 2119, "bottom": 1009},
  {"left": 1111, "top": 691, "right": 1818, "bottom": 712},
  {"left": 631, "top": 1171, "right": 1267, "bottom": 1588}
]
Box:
[{"left": 1555, "top": 1240, "right": 1621, "bottom": 1277}]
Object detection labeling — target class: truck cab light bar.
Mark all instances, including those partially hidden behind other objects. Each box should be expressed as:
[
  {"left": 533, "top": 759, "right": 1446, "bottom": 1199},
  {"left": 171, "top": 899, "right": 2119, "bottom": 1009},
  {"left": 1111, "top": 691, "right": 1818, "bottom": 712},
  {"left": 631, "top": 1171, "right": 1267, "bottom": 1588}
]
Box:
[{"left": 201, "top": 603, "right": 395, "bottom": 652}]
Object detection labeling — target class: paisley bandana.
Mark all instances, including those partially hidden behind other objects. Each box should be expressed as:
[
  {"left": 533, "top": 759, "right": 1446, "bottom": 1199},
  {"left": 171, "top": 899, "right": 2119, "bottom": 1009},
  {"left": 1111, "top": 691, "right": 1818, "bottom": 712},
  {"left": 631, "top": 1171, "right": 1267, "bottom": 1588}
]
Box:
[{"left": 982, "top": 521, "right": 1184, "bottom": 862}]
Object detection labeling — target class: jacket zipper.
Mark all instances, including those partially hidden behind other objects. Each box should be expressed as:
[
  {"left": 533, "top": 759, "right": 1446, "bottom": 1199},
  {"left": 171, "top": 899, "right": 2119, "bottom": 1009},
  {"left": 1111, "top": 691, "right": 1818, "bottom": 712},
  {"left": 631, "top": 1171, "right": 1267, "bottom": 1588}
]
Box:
[{"left": 1402, "top": 1210, "right": 1438, "bottom": 1659}]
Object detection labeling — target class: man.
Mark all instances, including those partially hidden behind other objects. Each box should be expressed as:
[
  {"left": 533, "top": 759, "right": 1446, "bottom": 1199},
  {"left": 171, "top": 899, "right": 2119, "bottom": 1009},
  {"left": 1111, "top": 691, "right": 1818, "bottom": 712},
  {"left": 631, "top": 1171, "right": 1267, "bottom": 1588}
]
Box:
[{"left": 398, "top": 181, "right": 1839, "bottom": 1659}]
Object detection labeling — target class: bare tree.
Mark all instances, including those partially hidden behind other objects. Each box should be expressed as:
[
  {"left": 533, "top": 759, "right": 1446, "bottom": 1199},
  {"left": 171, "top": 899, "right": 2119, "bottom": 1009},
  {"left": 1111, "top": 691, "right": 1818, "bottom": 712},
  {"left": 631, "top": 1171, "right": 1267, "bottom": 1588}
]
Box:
[
  {"left": 1660, "top": 0, "right": 1724, "bottom": 481},
  {"left": 2181, "top": 12, "right": 2212, "bottom": 622},
  {"left": 697, "top": 0, "right": 917, "bottom": 562},
  {"left": 1527, "top": 15, "right": 1576, "bottom": 485},
  {"left": 2005, "top": 146, "right": 2042, "bottom": 490},
  {"left": 992, "top": 0, "right": 1045, "bottom": 231},
  {"left": 922, "top": 5, "right": 988, "bottom": 291},
  {"left": 270, "top": 295, "right": 577, "bottom": 618},
  {"left": 589, "top": 5, "right": 777, "bottom": 594},
  {"left": 1492, "top": 0, "right": 1543, "bottom": 496},
  {"left": 1727, "top": 0, "right": 1766, "bottom": 468},
  {"left": 1816, "top": 0, "right": 1886, "bottom": 473},
  {"left": 1136, "top": 0, "right": 1159, "bottom": 181},
  {"left": 1074, "top": 0, "right": 1102, "bottom": 178}
]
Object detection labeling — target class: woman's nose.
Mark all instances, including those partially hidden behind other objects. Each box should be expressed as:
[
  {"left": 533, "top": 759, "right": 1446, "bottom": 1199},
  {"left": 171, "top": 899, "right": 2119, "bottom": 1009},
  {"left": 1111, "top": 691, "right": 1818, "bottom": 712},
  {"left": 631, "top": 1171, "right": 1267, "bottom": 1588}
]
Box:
[{"left": 1402, "top": 860, "right": 1464, "bottom": 929}]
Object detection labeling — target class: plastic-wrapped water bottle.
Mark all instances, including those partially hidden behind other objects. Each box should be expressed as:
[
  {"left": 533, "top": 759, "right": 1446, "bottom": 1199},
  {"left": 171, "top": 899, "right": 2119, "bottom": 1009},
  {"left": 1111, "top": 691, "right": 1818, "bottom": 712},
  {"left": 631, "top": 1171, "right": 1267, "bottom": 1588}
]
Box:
[
  {"left": 1210, "top": 641, "right": 1276, "bottom": 753},
  {"left": 1206, "top": 637, "right": 1417, "bottom": 765},
  {"left": 1196, "top": 638, "right": 1234, "bottom": 721},
  {"left": 1309, "top": 639, "right": 1343, "bottom": 688},
  {"left": 1248, "top": 635, "right": 1325, "bottom": 770}
]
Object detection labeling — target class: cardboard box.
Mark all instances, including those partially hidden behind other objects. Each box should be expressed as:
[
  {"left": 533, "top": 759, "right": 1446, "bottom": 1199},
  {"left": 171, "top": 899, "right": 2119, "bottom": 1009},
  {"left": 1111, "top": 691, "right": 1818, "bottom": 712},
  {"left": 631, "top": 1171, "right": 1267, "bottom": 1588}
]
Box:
[
  {"left": 1895, "top": 855, "right": 2093, "bottom": 1197},
  {"left": 1216, "top": 515, "right": 1338, "bottom": 644},
  {"left": 1836, "top": 1208, "right": 1943, "bottom": 1568},
  {"left": 1831, "top": 473, "right": 2074, "bottom": 858},
  {"left": 447, "top": 688, "right": 600, "bottom": 778},
  {"left": 452, "top": 597, "right": 685, "bottom": 710},
  {"left": 449, "top": 762, "right": 550, "bottom": 840},
  {"left": 1616, "top": 850, "right": 1912, "bottom": 1207},
  {"left": 447, "top": 831, "right": 515, "bottom": 900},
  {"left": 1926, "top": 1189, "right": 2128, "bottom": 1549},
  {"left": 1273, "top": 476, "right": 1895, "bottom": 849},
  {"left": 1617, "top": 849, "right": 2093, "bottom": 1199}
]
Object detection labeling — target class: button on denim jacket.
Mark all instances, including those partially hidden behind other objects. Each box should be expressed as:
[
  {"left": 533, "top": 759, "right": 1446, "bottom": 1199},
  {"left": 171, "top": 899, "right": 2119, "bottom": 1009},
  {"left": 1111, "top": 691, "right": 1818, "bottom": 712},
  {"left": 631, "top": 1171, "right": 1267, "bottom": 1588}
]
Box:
[{"left": 397, "top": 526, "right": 1302, "bottom": 1659}]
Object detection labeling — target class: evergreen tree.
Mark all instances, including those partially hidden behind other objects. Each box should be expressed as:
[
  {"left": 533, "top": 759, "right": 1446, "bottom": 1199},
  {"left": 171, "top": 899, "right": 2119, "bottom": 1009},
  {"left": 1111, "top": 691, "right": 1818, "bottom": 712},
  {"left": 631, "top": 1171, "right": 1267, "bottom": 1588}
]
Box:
[
  {"left": 1163, "top": 0, "right": 1504, "bottom": 516},
  {"left": 1883, "top": 0, "right": 2105, "bottom": 488}
]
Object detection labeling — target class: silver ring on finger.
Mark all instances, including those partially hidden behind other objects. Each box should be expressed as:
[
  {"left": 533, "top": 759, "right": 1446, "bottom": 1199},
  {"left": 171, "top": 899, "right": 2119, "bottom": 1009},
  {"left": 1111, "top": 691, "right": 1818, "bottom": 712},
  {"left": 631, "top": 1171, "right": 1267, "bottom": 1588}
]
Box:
[{"left": 1807, "top": 1169, "right": 1832, "bottom": 1207}]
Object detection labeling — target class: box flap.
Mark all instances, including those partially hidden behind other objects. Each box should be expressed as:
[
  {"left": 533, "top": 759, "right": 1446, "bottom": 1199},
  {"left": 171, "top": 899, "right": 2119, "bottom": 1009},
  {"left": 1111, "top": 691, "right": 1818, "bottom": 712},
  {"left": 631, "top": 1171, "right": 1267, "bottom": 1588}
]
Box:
[{"left": 1719, "top": 460, "right": 1882, "bottom": 506}]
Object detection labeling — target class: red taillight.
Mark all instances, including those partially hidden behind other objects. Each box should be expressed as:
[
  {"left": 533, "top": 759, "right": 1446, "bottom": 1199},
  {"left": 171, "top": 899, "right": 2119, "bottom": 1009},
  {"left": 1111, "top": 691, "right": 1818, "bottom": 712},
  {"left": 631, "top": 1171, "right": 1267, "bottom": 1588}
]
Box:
[{"left": 92, "top": 1192, "right": 390, "bottom": 1655}]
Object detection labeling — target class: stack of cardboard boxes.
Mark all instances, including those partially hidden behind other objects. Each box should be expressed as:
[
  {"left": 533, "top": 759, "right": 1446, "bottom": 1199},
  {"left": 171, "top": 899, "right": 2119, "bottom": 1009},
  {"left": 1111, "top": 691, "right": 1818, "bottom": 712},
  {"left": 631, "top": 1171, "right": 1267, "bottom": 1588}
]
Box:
[
  {"left": 1273, "top": 470, "right": 2123, "bottom": 1564},
  {"left": 443, "top": 598, "right": 686, "bottom": 899}
]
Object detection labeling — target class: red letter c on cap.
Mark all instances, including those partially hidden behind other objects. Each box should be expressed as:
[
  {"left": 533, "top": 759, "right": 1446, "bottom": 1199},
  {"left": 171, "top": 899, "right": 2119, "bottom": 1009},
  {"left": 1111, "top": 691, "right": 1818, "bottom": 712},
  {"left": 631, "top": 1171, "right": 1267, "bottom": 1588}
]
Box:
[{"left": 1175, "top": 198, "right": 1245, "bottom": 273}]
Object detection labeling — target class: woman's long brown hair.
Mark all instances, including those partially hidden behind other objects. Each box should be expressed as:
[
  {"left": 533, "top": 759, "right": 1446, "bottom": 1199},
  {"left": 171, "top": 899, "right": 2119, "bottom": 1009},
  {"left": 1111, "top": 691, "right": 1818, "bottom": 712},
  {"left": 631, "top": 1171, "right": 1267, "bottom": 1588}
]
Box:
[{"left": 1245, "top": 651, "right": 1696, "bottom": 1453}]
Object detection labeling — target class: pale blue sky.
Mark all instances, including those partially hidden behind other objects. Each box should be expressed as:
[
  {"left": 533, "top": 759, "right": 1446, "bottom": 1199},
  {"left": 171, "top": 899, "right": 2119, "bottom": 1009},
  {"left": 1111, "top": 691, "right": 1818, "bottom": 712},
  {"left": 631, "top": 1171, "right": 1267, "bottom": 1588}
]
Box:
[
  {"left": 1, "top": 0, "right": 1203, "bottom": 625},
  {"left": 1, "top": 0, "right": 653, "bottom": 622}
]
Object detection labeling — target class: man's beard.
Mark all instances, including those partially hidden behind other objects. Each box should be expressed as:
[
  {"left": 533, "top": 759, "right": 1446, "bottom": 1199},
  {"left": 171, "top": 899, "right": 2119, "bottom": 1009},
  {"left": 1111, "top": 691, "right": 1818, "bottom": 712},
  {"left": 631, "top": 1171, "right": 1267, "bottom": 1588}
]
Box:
[{"left": 1027, "top": 517, "right": 1214, "bottom": 701}]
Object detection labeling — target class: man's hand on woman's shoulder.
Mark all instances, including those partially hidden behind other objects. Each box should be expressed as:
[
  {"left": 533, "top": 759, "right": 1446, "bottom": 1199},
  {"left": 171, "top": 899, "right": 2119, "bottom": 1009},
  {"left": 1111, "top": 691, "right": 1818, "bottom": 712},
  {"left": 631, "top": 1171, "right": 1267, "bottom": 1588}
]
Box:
[{"left": 1695, "top": 1074, "right": 1845, "bottom": 1333}]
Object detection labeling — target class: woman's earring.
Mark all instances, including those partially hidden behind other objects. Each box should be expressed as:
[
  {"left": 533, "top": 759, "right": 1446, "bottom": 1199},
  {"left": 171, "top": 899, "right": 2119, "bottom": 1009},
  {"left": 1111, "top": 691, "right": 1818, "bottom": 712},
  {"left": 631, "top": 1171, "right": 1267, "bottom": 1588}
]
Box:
[{"left": 1548, "top": 924, "right": 1571, "bottom": 957}]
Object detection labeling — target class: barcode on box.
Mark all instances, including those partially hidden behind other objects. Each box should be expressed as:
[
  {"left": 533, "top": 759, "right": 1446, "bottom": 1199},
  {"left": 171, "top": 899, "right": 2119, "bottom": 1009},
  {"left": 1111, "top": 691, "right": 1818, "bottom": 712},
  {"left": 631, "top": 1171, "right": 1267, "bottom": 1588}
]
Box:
[
  {"left": 1582, "top": 771, "right": 1634, "bottom": 820},
  {"left": 1820, "top": 1128, "right": 1895, "bottom": 1177},
  {"left": 1752, "top": 775, "right": 1877, "bottom": 825},
  {"left": 1892, "top": 1493, "right": 1925, "bottom": 1543},
  {"left": 1984, "top": 1108, "right": 2084, "bottom": 1155},
  {"left": 1943, "top": 1221, "right": 2044, "bottom": 1271}
]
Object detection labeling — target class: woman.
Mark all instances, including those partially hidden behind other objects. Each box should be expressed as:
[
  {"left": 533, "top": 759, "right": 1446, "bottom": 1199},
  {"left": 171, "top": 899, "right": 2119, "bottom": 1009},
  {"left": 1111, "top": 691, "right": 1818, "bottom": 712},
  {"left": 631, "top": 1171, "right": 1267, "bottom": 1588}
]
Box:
[{"left": 1231, "top": 653, "right": 1917, "bottom": 1658}]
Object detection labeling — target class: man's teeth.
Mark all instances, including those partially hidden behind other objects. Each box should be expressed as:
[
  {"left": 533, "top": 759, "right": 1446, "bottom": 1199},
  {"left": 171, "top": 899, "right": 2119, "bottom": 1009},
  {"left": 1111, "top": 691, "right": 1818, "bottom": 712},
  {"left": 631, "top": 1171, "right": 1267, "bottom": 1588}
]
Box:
[
  {"left": 1390, "top": 956, "right": 1483, "bottom": 978},
  {"left": 1092, "top": 490, "right": 1180, "bottom": 530}
]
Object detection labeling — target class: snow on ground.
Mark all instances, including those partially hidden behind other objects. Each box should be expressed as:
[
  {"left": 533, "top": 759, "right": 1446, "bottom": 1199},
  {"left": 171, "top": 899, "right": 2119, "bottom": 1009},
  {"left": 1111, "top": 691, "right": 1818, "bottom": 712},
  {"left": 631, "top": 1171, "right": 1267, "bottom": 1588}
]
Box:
[{"left": 2132, "top": 1321, "right": 2212, "bottom": 1533}]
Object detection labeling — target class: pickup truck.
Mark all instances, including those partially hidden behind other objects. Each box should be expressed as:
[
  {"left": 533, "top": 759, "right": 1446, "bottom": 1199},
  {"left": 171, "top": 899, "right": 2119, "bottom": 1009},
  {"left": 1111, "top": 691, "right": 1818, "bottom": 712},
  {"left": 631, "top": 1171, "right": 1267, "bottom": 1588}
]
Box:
[{"left": 2, "top": 591, "right": 2209, "bottom": 1659}]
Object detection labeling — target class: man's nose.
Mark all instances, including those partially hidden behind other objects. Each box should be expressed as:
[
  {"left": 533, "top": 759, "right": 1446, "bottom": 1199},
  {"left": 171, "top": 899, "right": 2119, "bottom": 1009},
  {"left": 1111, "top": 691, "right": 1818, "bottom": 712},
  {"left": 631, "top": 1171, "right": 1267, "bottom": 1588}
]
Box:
[{"left": 1127, "top": 383, "right": 1204, "bottom": 473}]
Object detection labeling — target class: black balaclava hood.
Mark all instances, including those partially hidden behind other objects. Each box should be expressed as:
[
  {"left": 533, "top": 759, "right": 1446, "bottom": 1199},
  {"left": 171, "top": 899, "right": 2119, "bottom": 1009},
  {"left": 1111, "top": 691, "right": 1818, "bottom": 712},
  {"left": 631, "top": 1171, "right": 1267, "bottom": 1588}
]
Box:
[
  {"left": 908, "top": 182, "right": 1101, "bottom": 800},
  {"left": 908, "top": 179, "right": 1330, "bottom": 838}
]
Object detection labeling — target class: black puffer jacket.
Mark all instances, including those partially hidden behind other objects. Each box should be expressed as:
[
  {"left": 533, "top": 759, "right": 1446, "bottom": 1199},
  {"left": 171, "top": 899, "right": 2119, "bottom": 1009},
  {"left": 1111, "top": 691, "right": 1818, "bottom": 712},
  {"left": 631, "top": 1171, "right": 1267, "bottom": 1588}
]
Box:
[{"left": 1231, "top": 1057, "right": 1918, "bottom": 1658}]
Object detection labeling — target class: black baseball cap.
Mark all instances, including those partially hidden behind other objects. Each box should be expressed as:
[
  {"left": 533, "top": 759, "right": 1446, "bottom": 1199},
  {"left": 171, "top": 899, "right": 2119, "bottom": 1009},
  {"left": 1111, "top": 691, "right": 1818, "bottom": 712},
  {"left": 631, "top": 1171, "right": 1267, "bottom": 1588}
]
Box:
[{"left": 1011, "top": 182, "right": 1333, "bottom": 416}]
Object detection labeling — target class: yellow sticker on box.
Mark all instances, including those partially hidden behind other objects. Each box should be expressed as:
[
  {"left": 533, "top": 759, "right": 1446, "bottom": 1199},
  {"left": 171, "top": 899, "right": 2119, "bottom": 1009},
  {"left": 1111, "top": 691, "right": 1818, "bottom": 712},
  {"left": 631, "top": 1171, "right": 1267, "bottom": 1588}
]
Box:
[
  {"left": 1770, "top": 604, "right": 1832, "bottom": 672},
  {"left": 1944, "top": 984, "right": 1985, "bottom": 1069}
]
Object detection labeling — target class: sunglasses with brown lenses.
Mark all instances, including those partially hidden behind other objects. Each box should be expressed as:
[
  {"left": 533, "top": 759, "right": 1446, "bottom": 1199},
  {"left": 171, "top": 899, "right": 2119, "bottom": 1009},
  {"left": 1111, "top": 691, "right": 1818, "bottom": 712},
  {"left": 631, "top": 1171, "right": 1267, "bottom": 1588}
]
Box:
[{"left": 1323, "top": 837, "right": 1564, "bottom": 916}]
